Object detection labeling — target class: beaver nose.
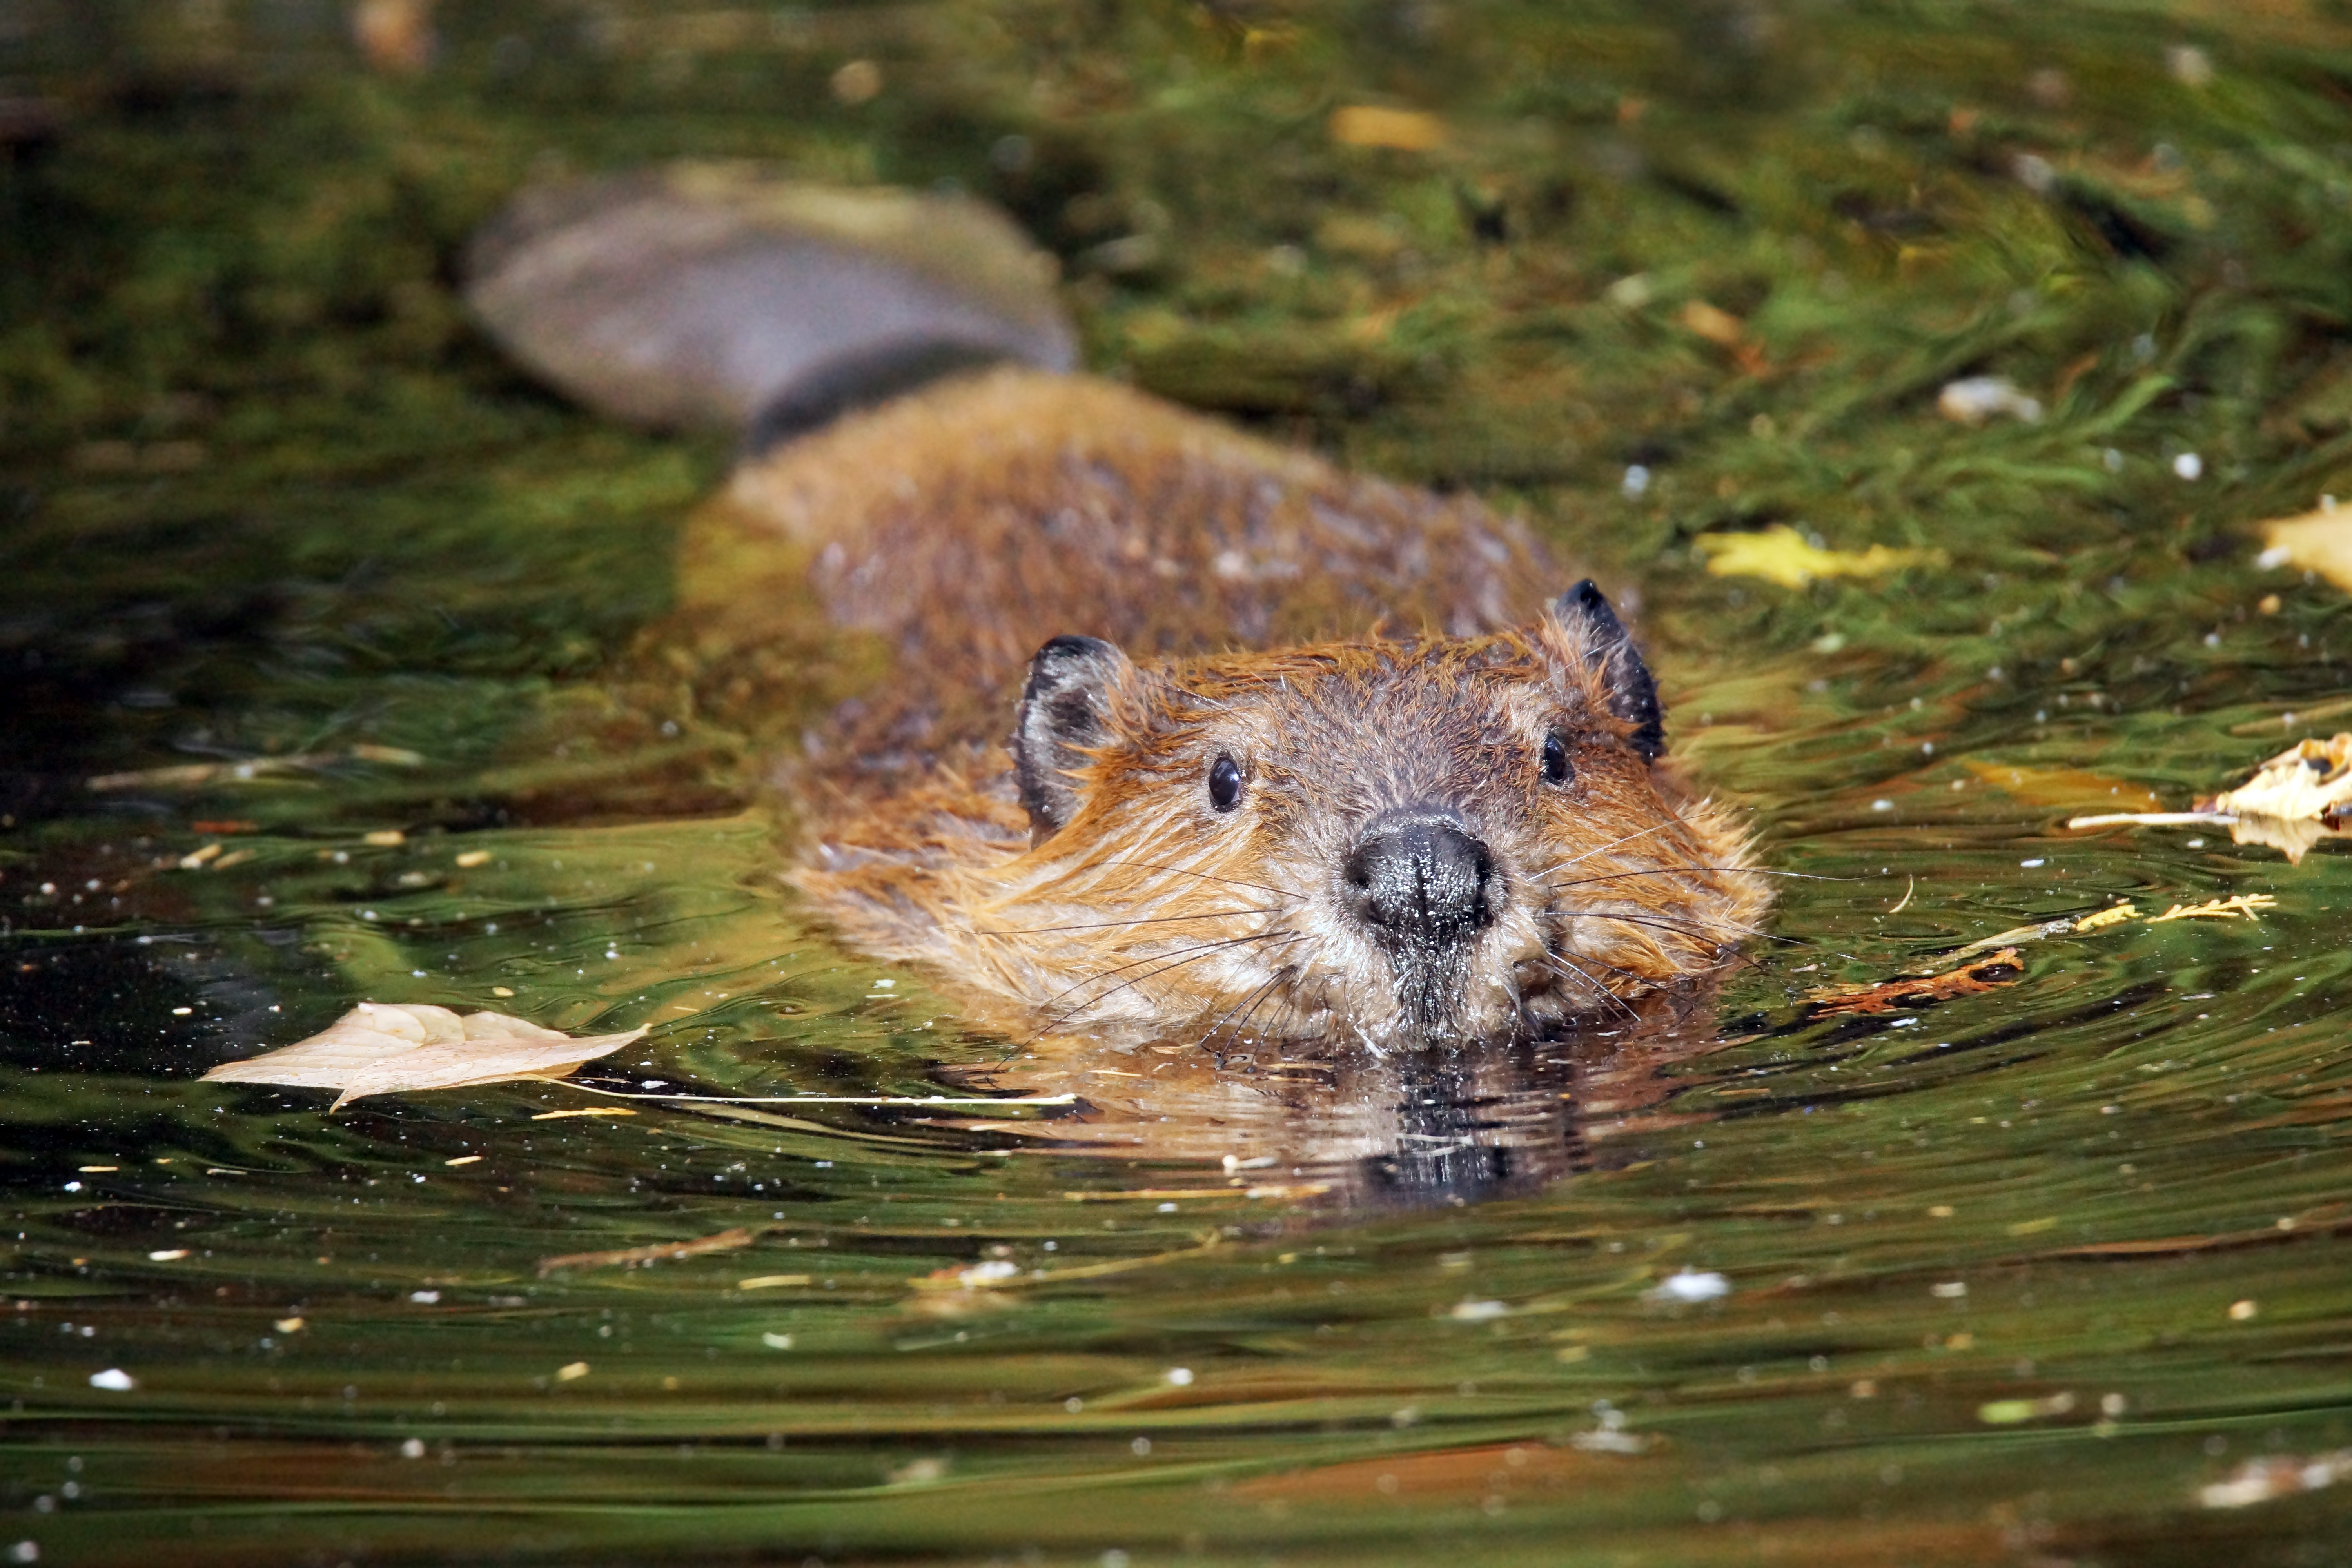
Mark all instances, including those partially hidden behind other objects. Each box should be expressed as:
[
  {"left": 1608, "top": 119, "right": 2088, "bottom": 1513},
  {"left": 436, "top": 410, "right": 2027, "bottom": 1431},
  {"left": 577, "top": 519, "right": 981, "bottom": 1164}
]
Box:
[{"left": 1343, "top": 810, "right": 1495, "bottom": 942}]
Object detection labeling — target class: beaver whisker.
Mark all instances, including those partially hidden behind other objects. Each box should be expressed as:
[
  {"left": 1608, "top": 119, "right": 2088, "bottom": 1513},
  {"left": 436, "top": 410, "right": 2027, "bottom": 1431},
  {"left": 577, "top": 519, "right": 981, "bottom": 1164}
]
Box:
[
  {"left": 1195, "top": 967, "right": 1292, "bottom": 1051},
  {"left": 1551, "top": 900, "right": 1777, "bottom": 943},
  {"left": 1038, "top": 929, "right": 1294, "bottom": 1013},
  {"left": 1098, "top": 858, "right": 1303, "bottom": 902},
  {"left": 1536, "top": 954, "right": 1641, "bottom": 1022},
  {"left": 1499, "top": 965, "right": 1540, "bottom": 1040},
  {"left": 1063, "top": 934, "right": 1308, "bottom": 1034},
  {"left": 1544, "top": 866, "right": 1846, "bottom": 890},
  {"left": 1215, "top": 967, "right": 1296, "bottom": 1049},
  {"left": 1533, "top": 811, "right": 1736, "bottom": 877},
  {"left": 1562, "top": 911, "right": 1785, "bottom": 975},
  {"left": 1567, "top": 906, "right": 1830, "bottom": 957},
  {"left": 1044, "top": 931, "right": 1298, "bottom": 1020},
  {"left": 976, "top": 906, "right": 1287, "bottom": 936},
  {"left": 1555, "top": 950, "right": 1659, "bottom": 996},
  {"left": 1043, "top": 930, "right": 1307, "bottom": 1030}
]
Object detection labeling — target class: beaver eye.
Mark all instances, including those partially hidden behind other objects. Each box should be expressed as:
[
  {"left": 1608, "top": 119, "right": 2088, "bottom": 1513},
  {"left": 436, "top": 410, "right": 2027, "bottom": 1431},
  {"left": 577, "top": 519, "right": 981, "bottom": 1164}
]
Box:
[
  {"left": 1207, "top": 754, "right": 1244, "bottom": 811},
  {"left": 1540, "top": 732, "right": 1573, "bottom": 786}
]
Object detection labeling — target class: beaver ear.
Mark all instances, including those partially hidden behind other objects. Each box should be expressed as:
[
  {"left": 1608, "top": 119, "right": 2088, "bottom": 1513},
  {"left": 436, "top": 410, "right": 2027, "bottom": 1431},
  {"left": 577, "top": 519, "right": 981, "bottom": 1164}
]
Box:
[
  {"left": 1014, "top": 635, "right": 1134, "bottom": 841},
  {"left": 1547, "top": 581, "right": 1665, "bottom": 762}
]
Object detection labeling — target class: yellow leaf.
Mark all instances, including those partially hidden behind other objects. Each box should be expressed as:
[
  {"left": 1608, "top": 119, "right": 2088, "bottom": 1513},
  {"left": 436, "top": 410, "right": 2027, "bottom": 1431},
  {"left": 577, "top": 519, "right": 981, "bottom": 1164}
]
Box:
[
  {"left": 1694, "top": 525, "right": 1945, "bottom": 589},
  {"left": 202, "top": 1003, "right": 645, "bottom": 1111},
  {"left": 1328, "top": 105, "right": 1448, "bottom": 152},
  {"left": 2259, "top": 505, "right": 2352, "bottom": 592},
  {"left": 1978, "top": 1392, "right": 2074, "bottom": 1425},
  {"left": 1678, "top": 299, "right": 1745, "bottom": 346},
  {"left": 2150, "top": 894, "right": 2277, "bottom": 924}
]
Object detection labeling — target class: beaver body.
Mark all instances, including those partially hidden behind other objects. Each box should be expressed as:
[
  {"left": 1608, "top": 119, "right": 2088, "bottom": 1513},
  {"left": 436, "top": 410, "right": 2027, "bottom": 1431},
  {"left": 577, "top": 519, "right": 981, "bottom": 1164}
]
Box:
[
  {"left": 707, "top": 369, "right": 1767, "bottom": 1047},
  {"left": 470, "top": 172, "right": 1769, "bottom": 1051}
]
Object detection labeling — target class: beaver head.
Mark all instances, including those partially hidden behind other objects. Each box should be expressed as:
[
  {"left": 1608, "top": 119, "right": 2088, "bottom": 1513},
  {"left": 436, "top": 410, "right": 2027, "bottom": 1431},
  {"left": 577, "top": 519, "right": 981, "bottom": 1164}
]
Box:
[{"left": 947, "top": 581, "right": 1766, "bottom": 1048}]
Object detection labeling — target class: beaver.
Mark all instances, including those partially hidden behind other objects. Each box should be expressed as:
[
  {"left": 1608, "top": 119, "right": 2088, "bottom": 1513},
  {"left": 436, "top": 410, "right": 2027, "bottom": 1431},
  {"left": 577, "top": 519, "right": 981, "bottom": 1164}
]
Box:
[{"left": 466, "top": 167, "right": 1770, "bottom": 1053}]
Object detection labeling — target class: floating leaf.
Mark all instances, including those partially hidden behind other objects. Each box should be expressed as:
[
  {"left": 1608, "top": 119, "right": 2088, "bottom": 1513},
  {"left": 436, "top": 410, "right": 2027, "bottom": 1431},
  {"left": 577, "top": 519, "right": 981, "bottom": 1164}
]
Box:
[
  {"left": 2149, "top": 894, "right": 2276, "bottom": 923},
  {"left": 1678, "top": 299, "right": 1746, "bottom": 347},
  {"left": 1328, "top": 105, "right": 1449, "bottom": 151},
  {"left": 202, "top": 1004, "right": 645, "bottom": 1111},
  {"left": 1694, "top": 525, "right": 1945, "bottom": 589},
  {"left": 1963, "top": 760, "right": 2164, "bottom": 812},
  {"left": 2257, "top": 504, "right": 2352, "bottom": 593},
  {"left": 2201, "top": 1451, "right": 2352, "bottom": 1511},
  {"left": 2200, "top": 734, "right": 2352, "bottom": 821},
  {"left": 1806, "top": 949, "right": 2025, "bottom": 1016},
  {"left": 2068, "top": 734, "right": 2352, "bottom": 862},
  {"left": 1937, "top": 375, "right": 2043, "bottom": 425},
  {"left": 1977, "top": 1392, "right": 2074, "bottom": 1425}
]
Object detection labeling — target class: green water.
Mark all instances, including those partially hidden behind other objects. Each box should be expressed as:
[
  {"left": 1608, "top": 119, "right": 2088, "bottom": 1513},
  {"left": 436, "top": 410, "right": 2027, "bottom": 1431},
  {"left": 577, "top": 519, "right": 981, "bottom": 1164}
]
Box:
[{"left": 9, "top": 2, "right": 2352, "bottom": 1562}]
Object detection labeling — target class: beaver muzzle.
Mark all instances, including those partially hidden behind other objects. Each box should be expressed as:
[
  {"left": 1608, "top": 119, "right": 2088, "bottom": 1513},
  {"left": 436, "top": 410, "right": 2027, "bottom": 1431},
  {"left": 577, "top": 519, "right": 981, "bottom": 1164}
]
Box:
[{"left": 1343, "top": 808, "right": 1496, "bottom": 946}]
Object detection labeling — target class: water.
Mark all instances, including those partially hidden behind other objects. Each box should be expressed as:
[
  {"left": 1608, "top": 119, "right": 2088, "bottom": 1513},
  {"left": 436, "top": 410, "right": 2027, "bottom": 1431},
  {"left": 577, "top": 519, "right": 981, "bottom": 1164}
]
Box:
[{"left": 7, "top": 3, "right": 2352, "bottom": 1563}]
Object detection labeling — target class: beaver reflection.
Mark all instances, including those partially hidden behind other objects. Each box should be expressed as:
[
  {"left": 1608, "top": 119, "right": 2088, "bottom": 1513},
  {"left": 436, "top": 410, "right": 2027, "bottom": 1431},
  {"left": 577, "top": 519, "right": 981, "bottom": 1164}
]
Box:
[{"left": 944, "top": 990, "right": 1729, "bottom": 1215}]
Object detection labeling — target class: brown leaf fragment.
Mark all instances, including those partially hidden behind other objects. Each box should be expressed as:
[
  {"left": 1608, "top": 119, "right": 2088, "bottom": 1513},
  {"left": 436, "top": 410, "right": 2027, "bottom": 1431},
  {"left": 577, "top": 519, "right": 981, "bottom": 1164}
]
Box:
[
  {"left": 537, "top": 1226, "right": 758, "bottom": 1276},
  {"left": 1965, "top": 760, "right": 2164, "bottom": 812},
  {"left": 1806, "top": 949, "right": 2023, "bottom": 1016},
  {"left": 201, "top": 1003, "right": 645, "bottom": 1110}
]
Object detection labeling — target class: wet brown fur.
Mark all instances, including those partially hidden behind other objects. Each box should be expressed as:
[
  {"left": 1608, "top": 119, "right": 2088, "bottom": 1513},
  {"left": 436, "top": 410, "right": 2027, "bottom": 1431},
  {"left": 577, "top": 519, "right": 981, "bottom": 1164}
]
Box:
[{"left": 701, "top": 365, "right": 1767, "bottom": 1045}]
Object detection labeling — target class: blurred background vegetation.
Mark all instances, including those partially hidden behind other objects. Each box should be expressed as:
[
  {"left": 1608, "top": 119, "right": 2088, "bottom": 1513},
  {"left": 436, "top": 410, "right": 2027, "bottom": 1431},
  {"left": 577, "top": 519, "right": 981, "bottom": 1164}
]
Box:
[{"left": 7, "top": 0, "right": 2352, "bottom": 831}]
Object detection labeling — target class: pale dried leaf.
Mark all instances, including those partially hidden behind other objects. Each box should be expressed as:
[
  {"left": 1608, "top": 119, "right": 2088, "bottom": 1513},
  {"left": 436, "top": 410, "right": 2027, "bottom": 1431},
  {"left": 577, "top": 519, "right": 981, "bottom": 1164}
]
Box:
[
  {"left": 2202, "top": 733, "right": 2352, "bottom": 820},
  {"left": 2065, "top": 733, "right": 2352, "bottom": 863},
  {"left": 1937, "top": 376, "right": 2043, "bottom": 425},
  {"left": 2209, "top": 814, "right": 2345, "bottom": 863},
  {"left": 2200, "top": 1450, "right": 2352, "bottom": 1510},
  {"left": 202, "top": 1003, "right": 645, "bottom": 1110}
]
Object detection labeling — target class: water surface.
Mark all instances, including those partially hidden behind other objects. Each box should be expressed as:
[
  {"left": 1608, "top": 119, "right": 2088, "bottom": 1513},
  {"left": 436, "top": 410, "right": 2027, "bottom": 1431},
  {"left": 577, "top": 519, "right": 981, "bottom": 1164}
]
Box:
[{"left": 7, "top": 3, "right": 2352, "bottom": 1563}]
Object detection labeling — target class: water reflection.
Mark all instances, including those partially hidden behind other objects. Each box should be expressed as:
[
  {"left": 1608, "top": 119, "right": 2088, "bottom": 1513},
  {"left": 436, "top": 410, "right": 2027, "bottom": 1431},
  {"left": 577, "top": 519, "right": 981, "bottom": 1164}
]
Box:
[{"left": 940, "top": 989, "right": 1733, "bottom": 1216}]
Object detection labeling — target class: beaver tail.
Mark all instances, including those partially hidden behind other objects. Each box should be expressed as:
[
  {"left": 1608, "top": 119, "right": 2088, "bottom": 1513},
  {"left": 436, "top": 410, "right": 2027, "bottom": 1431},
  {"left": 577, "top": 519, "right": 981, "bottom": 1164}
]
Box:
[{"left": 462, "top": 163, "right": 1076, "bottom": 448}]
